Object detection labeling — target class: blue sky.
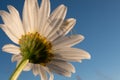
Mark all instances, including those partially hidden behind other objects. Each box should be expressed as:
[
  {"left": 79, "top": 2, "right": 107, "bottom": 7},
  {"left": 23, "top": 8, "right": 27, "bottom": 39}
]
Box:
[{"left": 0, "top": 0, "right": 120, "bottom": 80}]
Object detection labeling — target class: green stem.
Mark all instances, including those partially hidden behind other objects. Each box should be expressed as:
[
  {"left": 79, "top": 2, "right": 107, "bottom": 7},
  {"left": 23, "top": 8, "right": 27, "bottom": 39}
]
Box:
[{"left": 9, "top": 59, "right": 29, "bottom": 80}]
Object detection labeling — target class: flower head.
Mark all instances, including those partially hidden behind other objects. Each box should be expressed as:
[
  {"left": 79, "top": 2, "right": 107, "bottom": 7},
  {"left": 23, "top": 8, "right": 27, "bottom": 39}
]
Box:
[{"left": 0, "top": 0, "right": 91, "bottom": 80}]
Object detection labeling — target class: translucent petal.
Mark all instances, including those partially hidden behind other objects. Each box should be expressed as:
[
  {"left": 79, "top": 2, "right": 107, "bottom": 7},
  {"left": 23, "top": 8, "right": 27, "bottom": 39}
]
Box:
[
  {"left": 11, "top": 54, "right": 22, "bottom": 62},
  {"left": 48, "top": 18, "right": 76, "bottom": 41},
  {"left": 54, "top": 47, "right": 91, "bottom": 59},
  {"left": 53, "top": 55, "right": 82, "bottom": 62},
  {"left": 44, "top": 67, "right": 54, "bottom": 80},
  {"left": 39, "top": 0, "right": 50, "bottom": 34},
  {"left": 50, "top": 59, "right": 75, "bottom": 73},
  {"left": 23, "top": 63, "right": 33, "bottom": 71},
  {"left": 7, "top": 5, "right": 25, "bottom": 35},
  {"left": 39, "top": 65, "right": 48, "bottom": 80},
  {"left": 0, "top": 24, "right": 19, "bottom": 44},
  {"left": 0, "top": 11, "right": 22, "bottom": 39},
  {"left": 44, "top": 5, "right": 67, "bottom": 38},
  {"left": 32, "top": 64, "right": 48, "bottom": 80},
  {"left": 32, "top": 64, "right": 39, "bottom": 76},
  {"left": 53, "top": 35, "right": 84, "bottom": 49},
  {"left": 22, "top": 0, "right": 39, "bottom": 33},
  {"left": 2, "top": 44, "right": 20, "bottom": 55},
  {"left": 47, "top": 64, "right": 71, "bottom": 77}
]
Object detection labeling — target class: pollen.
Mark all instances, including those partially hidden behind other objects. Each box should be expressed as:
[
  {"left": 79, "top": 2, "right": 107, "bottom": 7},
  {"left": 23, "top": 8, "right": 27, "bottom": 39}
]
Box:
[{"left": 19, "top": 32, "right": 54, "bottom": 66}]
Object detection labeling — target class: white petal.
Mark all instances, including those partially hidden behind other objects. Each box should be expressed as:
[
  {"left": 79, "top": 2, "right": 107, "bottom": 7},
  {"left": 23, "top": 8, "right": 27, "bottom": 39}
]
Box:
[
  {"left": 50, "top": 59, "right": 75, "bottom": 73},
  {"left": 0, "top": 11, "right": 21, "bottom": 40},
  {"left": 0, "top": 24, "right": 19, "bottom": 44},
  {"left": 23, "top": 0, "right": 39, "bottom": 33},
  {"left": 52, "top": 35, "right": 84, "bottom": 49},
  {"left": 2, "top": 44, "right": 20, "bottom": 55},
  {"left": 47, "top": 63, "right": 71, "bottom": 77},
  {"left": 48, "top": 18, "right": 76, "bottom": 41},
  {"left": 44, "top": 67, "right": 54, "bottom": 80},
  {"left": 7, "top": 5, "right": 25, "bottom": 35},
  {"left": 11, "top": 54, "right": 22, "bottom": 62},
  {"left": 33, "top": 65, "right": 54, "bottom": 80},
  {"left": 32, "top": 64, "right": 39, "bottom": 76},
  {"left": 33, "top": 0, "right": 39, "bottom": 32},
  {"left": 44, "top": 5, "right": 67, "bottom": 38},
  {"left": 39, "top": 0, "right": 50, "bottom": 34},
  {"left": 22, "top": 0, "right": 31, "bottom": 33},
  {"left": 54, "top": 47, "right": 91, "bottom": 60},
  {"left": 32, "top": 64, "right": 48, "bottom": 80},
  {"left": 53, "top": 48, "right": 90, "bottom": 62},
  {"left": 53, "top": 56, "right": 82, "bottom": 62},
  {"left": 23, "top": 63, "right": 33, "bottom": 71},
  {"left": 39, "top": 65, "right": 48, "bottom": 80}
]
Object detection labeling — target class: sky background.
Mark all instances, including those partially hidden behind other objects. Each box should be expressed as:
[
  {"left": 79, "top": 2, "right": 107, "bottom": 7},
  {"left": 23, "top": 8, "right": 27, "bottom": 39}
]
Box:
[{"left": 0, "top": 0, "right": 120, "bottom": 80}]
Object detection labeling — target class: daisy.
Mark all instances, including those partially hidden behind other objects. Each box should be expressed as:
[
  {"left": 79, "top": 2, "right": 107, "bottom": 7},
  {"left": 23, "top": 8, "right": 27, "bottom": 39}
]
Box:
[{"left": 0, "top": 0, "right": 91, "bottom": 80}]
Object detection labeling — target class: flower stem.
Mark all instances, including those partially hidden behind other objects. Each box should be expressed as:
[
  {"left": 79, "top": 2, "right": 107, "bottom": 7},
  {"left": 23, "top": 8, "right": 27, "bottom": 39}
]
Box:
[{"left": 9, "top": 59, "right": 29, "bottom": 80}]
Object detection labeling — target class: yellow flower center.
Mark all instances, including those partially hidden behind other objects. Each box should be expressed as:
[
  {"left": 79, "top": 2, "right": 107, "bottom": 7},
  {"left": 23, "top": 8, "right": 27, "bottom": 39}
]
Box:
[{"left": 19, "top": 32, "right": 54, "bottom": 66}]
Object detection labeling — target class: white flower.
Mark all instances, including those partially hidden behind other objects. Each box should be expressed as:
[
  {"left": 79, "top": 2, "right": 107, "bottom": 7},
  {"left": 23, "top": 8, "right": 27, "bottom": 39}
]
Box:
[{"left": 0, "top": 0, "right": 91, "bottom": 80}]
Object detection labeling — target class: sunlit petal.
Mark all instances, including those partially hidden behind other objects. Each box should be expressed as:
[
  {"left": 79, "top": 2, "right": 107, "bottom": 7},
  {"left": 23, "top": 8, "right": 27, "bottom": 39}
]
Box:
[{"left": 2, "top": 44, "right": 20, "bottom": 55}]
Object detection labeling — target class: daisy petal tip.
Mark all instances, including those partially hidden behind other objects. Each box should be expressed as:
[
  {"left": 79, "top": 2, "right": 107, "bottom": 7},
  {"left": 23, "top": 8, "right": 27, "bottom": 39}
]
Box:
[
  {"left": 11, "top": 59, "right": 15, "bottom": 63},
  {"left": 0, "top": 10, "right": 4, "bottom": 15},
  {"left": 67, "top": 74, "right": 72, "bottom": 77},
  {"left": 7, "top": 5, "right": 12, "bottom": 8},
  {"left": 2, "top": 44, "right": 10, "bottom": 48},
  {"left": 63, "top": 73, "right": 72, "bottom": 77},
  {"left": 7, "top": 5, "right": 15, "bottom": 11},
  {"left": 33, "top": 73, "right": 38, "bottom": 76},
  {"left": 68, "top": 18, "right": 76, "bottom": 24},
  {"left": 60, "top": 4, "right": 66, "bottom": 7},
  {"left": 85, "top": 52, "right": 91, "bottom": 60},
  {"left": 72, "top": 69, "right": 76, "bottom": 73},
  {"left": 79, "top": 35, "right": 85, "bottom": 40},
  {"left": 70, "top": 65, "right": 76, "bottom": 73},
  {"left": 88, "top": 54, "right": 91, "bottom": 59},
  {"left": 2, "top": 45, "right": 7, "bottom": 51},
  {"left": 59, "top": 4, "right": 67, "bottom": 10},
  {"left": 73, "top": 19, "right": 76, "bottom": 24},
  {"left": 70, "top": 18, "right": 76, "bottom": 22},
  {"left": 79, "top": 60, "right": 82, "bottom": 63},
  {"left": 11, "top": 56, "right": 17, "bottom": 62},
  {"left": 0, "top": 10, "right": 9, "bottom": 17}
]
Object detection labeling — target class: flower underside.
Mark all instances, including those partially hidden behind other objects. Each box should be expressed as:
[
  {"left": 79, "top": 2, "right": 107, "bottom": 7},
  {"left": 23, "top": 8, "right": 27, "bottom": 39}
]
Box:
[{"left": 19, "top": 32, "right": 54, "bottom": 66}]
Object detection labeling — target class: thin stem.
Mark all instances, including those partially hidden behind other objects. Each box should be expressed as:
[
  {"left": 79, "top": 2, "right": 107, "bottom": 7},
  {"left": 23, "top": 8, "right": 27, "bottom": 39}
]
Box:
[{"left": 9, "top": 59, "right": 29, "bottom": 80}]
